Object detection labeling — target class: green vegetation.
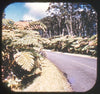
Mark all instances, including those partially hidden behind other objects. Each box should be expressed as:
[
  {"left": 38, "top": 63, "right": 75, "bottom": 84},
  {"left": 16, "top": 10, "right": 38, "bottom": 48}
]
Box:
[
  {"left": 43, "top": 35, "right": 97, "bottom": 57},
  {"left": 2, "top": 30, "right": 45, "bottom": 90},
  {"left": 29, "top": 21, "right": 47, "bottom": 32},
  {"left": 40, "top": 3, "right": 97, "bottom": 37},
  {"left": 2, "top": 29, "right": 97, "bottom": 91}
]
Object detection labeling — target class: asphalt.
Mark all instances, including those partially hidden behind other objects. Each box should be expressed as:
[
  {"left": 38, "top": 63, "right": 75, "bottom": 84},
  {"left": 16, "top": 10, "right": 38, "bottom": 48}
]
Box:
[{"left": 44, "top": 50, "right": 97, "bottom": 92}]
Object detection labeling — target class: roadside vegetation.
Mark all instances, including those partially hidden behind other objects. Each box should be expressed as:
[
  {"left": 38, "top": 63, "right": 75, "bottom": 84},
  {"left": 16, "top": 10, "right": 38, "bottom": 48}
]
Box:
[
  {"left": 43, "top": 34, "right": 97, "bottom": 57},
  {"left": 2, "top": 29, "right": 74, "bottom": 91},
  {"left": 2, "top": 29, "right": 97, "bottom": 91},
  {"left": 2, "top": 30, "right": 45, "bottom": 91}
]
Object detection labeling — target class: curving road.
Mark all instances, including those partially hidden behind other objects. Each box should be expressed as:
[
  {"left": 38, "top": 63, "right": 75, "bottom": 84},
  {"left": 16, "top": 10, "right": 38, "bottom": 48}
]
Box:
[{"left": 44, "top": 50, "right": 97, "bottom": 92}]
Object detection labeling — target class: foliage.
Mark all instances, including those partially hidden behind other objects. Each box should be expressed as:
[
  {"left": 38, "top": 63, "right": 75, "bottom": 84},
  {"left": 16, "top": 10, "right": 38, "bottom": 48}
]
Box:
[
  {"left": 2, "top": 18, "right": 15, "bottom": 30},
  {"left": 2, "top": 19, "right": 97, "bottom": 91},
  {"left": 43, "top": 34, "right": 97, "bottom": 56},
  {"left": 29, "top": 21, "right": 47, "bottom": 32},
  {"left": 2, "top": 30, "right": 46, "bottom": 90},
  {"left": 12, "top": 30, "right": 43, "bottom": 48},
  {"left": 41, "top": 2, "right": 97, "bottom": 37},
  {"left": 14, "top": 52, "right": 35, "bottom": 72}
]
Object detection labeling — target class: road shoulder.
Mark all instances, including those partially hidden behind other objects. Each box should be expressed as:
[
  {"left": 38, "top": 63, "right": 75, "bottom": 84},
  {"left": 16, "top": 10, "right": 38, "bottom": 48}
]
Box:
[{"left": 23, "top": 58, "right": 73, "bottom": 92}]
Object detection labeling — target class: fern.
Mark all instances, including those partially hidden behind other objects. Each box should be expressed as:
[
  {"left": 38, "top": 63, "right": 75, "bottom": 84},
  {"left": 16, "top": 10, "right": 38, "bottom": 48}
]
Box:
[{"left": 14, "top": 52, "right": 35, "bottom": 72}]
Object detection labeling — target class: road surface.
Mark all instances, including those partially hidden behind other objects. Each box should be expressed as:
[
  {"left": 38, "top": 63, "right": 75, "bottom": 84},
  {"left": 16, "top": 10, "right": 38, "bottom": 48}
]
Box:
[{"left": 44, "top": 50, "right": 97, "bottom": 92}]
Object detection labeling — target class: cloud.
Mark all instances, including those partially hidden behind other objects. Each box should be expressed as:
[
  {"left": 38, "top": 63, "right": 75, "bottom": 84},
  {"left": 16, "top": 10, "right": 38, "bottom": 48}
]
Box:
[
  {"left": 23, "top": 14, "right": 37, "bottom": 21},
  {"left": 23, "top": 2, "right": 49, "bottom": 21}
]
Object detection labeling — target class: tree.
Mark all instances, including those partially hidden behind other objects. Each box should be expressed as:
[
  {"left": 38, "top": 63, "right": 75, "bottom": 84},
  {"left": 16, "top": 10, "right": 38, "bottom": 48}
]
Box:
[
  {"left": 46, "top": 2, "right": 97, "bottom": 37},
  {"left": 47, "top": 3, "right": 64, "bottom": 35},
  {"left": 29, "top": 21, "right": 47, "bottom": 37}
]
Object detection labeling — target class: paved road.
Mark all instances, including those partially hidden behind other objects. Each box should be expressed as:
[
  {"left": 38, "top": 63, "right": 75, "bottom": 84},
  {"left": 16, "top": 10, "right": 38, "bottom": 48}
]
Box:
[{"left": 44, "top": 50, "right": 97, "bottom": 92}]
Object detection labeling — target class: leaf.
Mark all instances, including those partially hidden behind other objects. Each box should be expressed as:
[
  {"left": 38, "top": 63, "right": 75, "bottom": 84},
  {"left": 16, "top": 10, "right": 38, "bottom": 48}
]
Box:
[{"left": 14, "top": 52, "right": 35, "bottom": 71}]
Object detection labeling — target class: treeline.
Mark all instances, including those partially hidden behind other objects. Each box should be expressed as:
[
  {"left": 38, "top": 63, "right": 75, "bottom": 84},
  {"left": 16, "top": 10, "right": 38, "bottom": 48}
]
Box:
[{"left": 40, "top": 2, "right": 97, "bottom": 37}]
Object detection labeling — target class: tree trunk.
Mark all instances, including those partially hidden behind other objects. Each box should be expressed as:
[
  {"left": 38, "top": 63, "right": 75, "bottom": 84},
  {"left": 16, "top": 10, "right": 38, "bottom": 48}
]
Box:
[
  {"left": 70, "top": 14, "right": 73, "bottom": 36},
  {"left": 66, "top": 24, "right": 70, "bottom": 35}
]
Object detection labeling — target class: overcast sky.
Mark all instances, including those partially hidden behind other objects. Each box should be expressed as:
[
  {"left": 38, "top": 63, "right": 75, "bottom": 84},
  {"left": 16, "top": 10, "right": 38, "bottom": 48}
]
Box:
[{"left": 4, "top": 2, "right": 50, "bottom": 22}]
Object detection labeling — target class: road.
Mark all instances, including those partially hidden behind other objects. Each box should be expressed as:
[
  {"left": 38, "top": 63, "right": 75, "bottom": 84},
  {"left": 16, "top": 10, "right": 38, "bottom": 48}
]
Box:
[{"left": 44, "top": 50, "right": 97, "bottom": 92}]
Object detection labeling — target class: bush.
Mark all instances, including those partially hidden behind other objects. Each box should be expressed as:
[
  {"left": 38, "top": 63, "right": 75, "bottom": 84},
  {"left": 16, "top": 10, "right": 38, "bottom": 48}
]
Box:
[{"left": 43, "top": 34, "right": 97, "bottom": 56}]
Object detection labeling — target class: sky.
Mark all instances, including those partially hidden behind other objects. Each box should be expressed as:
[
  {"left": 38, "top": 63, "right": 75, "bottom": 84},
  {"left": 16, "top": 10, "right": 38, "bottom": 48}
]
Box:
[{"left": 4, "top": 2, "right": 50, "bottom": 22}]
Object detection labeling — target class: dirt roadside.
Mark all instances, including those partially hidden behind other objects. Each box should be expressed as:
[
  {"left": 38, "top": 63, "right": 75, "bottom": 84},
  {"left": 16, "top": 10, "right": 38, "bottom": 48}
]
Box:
[{"left": 20, "top": 58, "right": 73, "bottom": 92}]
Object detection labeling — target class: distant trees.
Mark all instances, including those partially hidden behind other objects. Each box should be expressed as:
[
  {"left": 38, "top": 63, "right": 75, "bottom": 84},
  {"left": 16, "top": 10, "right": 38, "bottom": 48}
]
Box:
[
  {"left": 29, "top": 21, "right": 47, "bottom": 32},
  {"left": 2, "top": 12, "right": 15, "bottom": 30},
  {"left": 2, "top": 18, "right": 15, "bottom": 30},
  {"left": 29, "top": 21, "right": 48, "bottom": 37},
  {"left": 41, "top": 2, "right": 97, "bottom": 37}
]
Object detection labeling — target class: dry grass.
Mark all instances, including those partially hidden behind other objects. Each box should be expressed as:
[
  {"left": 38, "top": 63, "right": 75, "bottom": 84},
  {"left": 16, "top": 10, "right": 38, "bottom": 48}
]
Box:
[{"left": 21, "top": 58, "right": 73, "bottom": 92}]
